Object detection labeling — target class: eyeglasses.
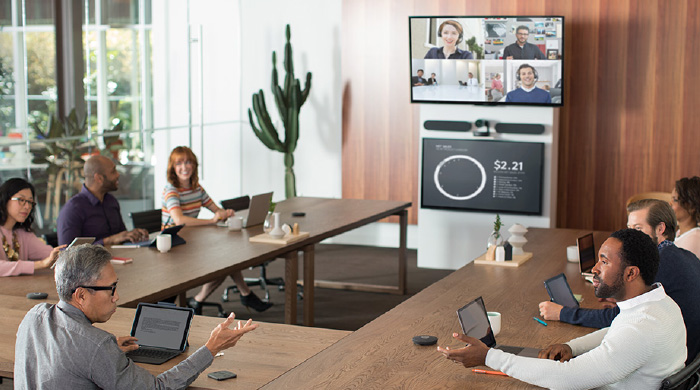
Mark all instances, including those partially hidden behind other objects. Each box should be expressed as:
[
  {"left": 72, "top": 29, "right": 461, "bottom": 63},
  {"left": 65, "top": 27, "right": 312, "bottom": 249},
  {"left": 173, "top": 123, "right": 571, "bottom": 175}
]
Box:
[
  {"left": 10, "top": 197, "right": 36, "bottom": 208},
  {"left": 73, "top": 282, "right": 118, "bottom": 296},
  {"left": 517, "top": 32, "right": 529, "bottom": 36}
]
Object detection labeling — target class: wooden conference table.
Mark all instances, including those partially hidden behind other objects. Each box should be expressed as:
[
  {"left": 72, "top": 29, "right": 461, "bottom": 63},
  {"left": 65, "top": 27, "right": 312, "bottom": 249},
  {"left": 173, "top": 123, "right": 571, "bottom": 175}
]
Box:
[
  {"left": 263, "top": 228, "right": 611, "bottom": 389},
  {"left": 0, "top": 295, "right": 350, "bottom": 388},
  {"left": 0, "top": 197, "right": 410, "bottom": 326}
]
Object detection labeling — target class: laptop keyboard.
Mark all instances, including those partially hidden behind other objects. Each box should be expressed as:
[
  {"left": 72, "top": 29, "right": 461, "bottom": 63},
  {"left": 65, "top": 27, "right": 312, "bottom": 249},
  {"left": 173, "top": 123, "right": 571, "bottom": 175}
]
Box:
[
  {"left": 496, "top": 345, "right": 525, "bottom": 355},
  {"left": 127, "top": 348, "right": 178, "bottom": 360}
]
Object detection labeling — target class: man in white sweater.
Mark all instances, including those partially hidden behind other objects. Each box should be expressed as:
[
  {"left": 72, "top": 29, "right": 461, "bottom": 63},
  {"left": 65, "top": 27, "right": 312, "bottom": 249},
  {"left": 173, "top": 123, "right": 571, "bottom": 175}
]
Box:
[{"left": 438, "top": 229, "right": 687, "bottom": 389}]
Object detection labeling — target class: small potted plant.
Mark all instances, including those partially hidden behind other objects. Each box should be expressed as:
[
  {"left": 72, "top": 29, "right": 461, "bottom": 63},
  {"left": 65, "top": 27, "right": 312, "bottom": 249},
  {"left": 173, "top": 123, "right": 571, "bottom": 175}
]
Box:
[{"left": 487, "top": 214, "right": 504, "bottom": 248}]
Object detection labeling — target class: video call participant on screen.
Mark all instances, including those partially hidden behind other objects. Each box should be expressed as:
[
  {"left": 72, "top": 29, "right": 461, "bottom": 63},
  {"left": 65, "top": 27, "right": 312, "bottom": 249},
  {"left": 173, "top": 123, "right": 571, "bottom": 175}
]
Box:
[
  {"left": 424, "top": 20, "right": 473, "bottom": 59},
  {"left": 503, "top": 25, "right": 545, "bottom": 60},
  {"left": 14, "top": 244, "right": 258, "bottom": 389},
  {"left": 439, "top": 229, "right": 686, "bottom": 389},
  {"left": 671, "top": 176, "right": 700, "bottom": 258},
  {"left": 505, "top": 64, "right": 551, "bottom": 104},
  {"left": 57, "top": 155, "right": 149, "bottom": 246},
  {"left": 490, "top": 73, "right": 504, "bottom": 101},
  {"left": 427, "top": 73, "right": 438, "bottom": 85},
  {"left": 539, "top": 199, "right": 700, "bottom": 364},
  {"left": 412, "top": 69, "right": 427, "bottom": 86}
]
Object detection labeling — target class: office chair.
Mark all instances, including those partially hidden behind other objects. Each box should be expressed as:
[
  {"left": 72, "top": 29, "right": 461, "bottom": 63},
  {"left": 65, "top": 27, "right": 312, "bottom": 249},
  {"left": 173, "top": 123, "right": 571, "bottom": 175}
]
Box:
[
  {"left": 660, "top": 352, "right": 700, "bottom": 390},
  {"left": 129, "top": 209, "right": 162, "bottom": 233},
  {"left": 220, "top": 195, "right": 286, "bottom": 302},
  {"left": 130, "top": 209, "right": 227, "bottom": 316},
  {"left": 625, "top": 191, "right": 672, "bottom": 207}
]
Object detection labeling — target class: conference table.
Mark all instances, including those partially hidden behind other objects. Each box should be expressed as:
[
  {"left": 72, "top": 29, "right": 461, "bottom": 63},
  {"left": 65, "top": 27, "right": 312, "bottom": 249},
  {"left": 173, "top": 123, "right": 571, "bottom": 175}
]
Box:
[
  {"left": 262, "top": 228, "right": 611, "bottom": 389},
  {"left": 0, "top": 294, "right": 350, "bottom": 388},
  {"left": 0, "top": 197, "right": 410, "bottom": 326}
]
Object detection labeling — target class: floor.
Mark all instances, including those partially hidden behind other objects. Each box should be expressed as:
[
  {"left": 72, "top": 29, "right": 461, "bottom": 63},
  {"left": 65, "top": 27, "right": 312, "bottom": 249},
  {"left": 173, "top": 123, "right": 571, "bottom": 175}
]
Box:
[{"left": 3, "top": 244, "right": 453, "bottom": 387}]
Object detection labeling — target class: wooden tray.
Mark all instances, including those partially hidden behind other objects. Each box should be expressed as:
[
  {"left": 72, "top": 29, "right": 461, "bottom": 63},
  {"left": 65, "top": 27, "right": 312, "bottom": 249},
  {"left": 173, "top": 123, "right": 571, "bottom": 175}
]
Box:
[
  {"left": 249, "top": 231, "right": 310, "bottom": 245},
  {"left": 473, "top": 252, "right": 533, "bottom": 267}
]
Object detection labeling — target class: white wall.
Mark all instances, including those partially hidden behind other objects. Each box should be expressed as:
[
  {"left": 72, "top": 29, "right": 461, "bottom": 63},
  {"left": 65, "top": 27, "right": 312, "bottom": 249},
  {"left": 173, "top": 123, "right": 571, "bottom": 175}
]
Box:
[
  {"left": 239, "top": 0, "right": 343, "bottom": 202},
  {"left": 151, "top": 0, "right": 342, "bottom": 218}
]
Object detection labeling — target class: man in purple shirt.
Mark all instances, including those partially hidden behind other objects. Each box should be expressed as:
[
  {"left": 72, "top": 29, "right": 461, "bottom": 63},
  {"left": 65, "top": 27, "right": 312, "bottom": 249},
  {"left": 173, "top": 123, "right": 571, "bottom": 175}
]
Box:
[{"left": 57, "top": 155, "right": 148, "bottom": 246}]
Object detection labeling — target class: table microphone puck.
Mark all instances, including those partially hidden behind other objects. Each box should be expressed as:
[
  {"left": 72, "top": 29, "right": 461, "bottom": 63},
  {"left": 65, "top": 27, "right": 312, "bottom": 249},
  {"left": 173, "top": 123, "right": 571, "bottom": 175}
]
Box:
[
  {"left": 27, "top": 292, "right": 48, "bottom": 300},
  {"left": 412, "top": 335, "right": 438, "bottom": 346},
  {"left": 291, "top": 212, "right": 306, "bottom": 217}
]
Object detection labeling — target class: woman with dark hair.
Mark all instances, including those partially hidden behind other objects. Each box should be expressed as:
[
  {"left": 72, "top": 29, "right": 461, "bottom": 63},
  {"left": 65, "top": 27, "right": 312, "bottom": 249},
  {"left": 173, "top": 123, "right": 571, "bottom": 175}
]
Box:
[
  {"left": 161, "top": 146, "right": 272, "bottom": 313},
  {"left": 0, "top": 178, "right": 64, "bottom": 276},
  {"left": 672, "top": 176, "right": 700, "bottom": 258}
]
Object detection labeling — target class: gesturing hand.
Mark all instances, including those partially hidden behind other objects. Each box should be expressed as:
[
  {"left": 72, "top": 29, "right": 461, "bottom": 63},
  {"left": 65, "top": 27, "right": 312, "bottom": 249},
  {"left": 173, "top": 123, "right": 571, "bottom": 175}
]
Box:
[
  {"left": 205, "top": 312, "right": 258, "bottom": 356},
  {"left": 437, "top": 333, "right": 490, "bottom": 368}
]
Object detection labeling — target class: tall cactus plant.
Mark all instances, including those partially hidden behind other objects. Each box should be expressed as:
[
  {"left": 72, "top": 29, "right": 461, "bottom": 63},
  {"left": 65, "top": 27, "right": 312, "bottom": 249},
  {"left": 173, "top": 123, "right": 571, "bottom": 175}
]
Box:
[{"left": 248, "top": 24, "right": 312, "bottom": 199}]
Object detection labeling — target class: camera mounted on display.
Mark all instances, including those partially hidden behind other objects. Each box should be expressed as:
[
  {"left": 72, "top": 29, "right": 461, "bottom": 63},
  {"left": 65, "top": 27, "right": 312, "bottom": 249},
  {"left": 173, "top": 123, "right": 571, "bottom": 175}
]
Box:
[{"left": 473, "top": 119, "right": 490, "bottom": 136}]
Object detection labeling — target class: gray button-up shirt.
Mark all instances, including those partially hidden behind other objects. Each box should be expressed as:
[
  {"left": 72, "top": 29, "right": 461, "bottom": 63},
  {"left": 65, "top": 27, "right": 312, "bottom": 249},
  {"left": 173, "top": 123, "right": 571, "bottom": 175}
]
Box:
[{"left": 14, "top": 301, "right": 213, "bottom": 389}]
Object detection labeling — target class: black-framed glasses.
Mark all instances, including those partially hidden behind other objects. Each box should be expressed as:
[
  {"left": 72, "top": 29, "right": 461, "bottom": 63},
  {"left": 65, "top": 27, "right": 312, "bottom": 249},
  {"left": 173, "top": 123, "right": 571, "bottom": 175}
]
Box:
[
  {"left": 10, "top": 197, "right": 36, "bottom": 208},
  {"left": 73, "top": 282, "right": 118, "bottom": 296}
]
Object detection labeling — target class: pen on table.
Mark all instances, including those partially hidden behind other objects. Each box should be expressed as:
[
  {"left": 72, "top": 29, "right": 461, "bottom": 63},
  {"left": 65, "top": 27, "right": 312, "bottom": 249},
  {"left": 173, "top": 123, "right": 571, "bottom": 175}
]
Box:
[
  {"left": 472, "top": 369, "right": 508, "bottom": 376},
  {"left": 533, "top": 317, "right": 548, "bottom": 326}
]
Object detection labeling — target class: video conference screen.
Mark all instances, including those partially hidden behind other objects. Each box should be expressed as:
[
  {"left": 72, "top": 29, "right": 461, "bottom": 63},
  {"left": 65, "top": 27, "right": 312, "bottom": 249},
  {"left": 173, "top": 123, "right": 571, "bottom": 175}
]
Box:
[
  {"left": 422, "top": 138, "right": 544, "bottom": 215},
  {"left": 409, "top": 16, "right": 564, "bottom": 106}
]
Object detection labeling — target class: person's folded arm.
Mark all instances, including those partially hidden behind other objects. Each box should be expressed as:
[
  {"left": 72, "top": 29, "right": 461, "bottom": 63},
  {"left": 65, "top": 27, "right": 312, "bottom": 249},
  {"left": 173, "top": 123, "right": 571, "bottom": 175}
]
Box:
[{"left": 559, "top": 306, "right": 620, "bottom": 328}]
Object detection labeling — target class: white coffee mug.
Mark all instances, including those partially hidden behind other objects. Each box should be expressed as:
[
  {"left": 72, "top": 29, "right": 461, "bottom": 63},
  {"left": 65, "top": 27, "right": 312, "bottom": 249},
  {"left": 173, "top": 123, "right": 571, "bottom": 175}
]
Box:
[
  {"left": 487, "top": 311, "right": 502, "bottom": 336},
  {"left": 227, "top": 216, "right": 243, "bottom": 231},
  {"left": 567, "top": 245, "right": 579, "bottom": 263},
  {"left": 156, "top": 234, "right": 171, "bottom": 253}
]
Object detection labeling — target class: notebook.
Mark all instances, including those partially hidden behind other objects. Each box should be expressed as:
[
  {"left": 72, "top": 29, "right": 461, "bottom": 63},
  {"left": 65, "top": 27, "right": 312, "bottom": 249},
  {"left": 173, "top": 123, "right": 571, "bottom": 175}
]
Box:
[
  {"left": 457, "top": 296, "right": 540, "bottom": 358},
  {"left": 125, "top": 303, "right": 194, "bottom": 365},
  {"left": 544, "top": 273, "right": 579, "bottom": 308},
  {"left": 577, "top": 233, "right": 596, "bottom": 279}
]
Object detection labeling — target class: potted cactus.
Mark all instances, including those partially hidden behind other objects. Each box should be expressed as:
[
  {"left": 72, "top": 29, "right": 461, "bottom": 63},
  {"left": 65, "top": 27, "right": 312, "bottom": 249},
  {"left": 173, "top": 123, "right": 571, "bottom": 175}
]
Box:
[{"left": 248, "top": 24, "right": 312, "bottom": 199}]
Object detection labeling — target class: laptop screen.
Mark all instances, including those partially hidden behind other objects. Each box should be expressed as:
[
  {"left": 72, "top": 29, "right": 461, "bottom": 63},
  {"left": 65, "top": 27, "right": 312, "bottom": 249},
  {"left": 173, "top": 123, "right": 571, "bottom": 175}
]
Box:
[
  {"left": 577, "top": 233, "right": 596, "bottom": 273},
  {"left": 130, "top": 303, "right": 193, "bottom": 350},
  {"left": 544, "top": 273, "right": 579, "bottom": 308},
  {"left": 456, "top": 297, "right": 497, "bottom": 348}
]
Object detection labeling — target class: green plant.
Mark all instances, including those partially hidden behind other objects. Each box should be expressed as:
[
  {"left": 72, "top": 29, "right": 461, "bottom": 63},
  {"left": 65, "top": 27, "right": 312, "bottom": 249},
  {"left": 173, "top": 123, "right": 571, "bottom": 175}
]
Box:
[
  {"left": 493, "top": 214, "right": 502, "bottom": 238},
  {"left": 466, "top": 37, "right": 484, "bottom": 59},
  {"left": 248, "top": 24, "right": 312, "bottom": 199}
]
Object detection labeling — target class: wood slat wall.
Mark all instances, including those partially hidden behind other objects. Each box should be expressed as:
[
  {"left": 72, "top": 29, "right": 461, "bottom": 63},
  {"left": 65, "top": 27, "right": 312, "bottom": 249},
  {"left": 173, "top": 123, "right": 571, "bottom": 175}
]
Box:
[{"left": 341, "top": 0, "right": 700, "bottom": 231}]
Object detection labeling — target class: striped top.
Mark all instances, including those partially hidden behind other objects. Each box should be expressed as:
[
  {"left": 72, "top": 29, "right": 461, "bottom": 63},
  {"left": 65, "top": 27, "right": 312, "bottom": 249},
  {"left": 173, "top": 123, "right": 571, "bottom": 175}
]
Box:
[{"left": 161, "top": 183, "right": 214, "bottom": 228}]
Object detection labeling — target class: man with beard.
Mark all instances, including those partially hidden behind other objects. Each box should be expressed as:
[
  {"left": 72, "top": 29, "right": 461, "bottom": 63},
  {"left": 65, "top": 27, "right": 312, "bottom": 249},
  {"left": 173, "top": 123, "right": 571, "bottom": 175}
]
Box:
[
  {"left": 439, "top": 229, "right": 686, "bottom": 389},
  {"left": 503, "top": 25, "right": 545, "bottom": 60},
  {"left": 538, "top": 199, "right": 700, "bottom": 364},
  {"left": 58, "top": 155, "right": 148, "bottom": 246}
]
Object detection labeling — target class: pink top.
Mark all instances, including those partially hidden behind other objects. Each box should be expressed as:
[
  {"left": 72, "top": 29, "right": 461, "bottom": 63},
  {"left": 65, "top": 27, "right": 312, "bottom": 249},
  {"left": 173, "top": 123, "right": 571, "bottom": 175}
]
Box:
[
  {"left": 492, "top": 79, "right": 503, "bottom": 91},
  {"left": 0, "top": 226, "right": 53, "bottom": 277}
]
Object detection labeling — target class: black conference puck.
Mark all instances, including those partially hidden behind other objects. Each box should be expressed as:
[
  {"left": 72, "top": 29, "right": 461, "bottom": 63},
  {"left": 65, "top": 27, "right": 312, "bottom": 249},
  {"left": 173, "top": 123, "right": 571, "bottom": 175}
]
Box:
[
  {"left": 27, "top": 292, "right": 48, "bottom": 300},
  {"left": 412, "top": 335, "right": 438, "bottom": 346}
]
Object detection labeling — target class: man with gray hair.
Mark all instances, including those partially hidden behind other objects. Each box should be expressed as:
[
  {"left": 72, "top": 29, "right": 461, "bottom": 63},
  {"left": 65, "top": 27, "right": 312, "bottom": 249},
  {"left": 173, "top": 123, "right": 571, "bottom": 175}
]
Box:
[
  {"left": 57, "top": 155, "right": 149, "bottom": 246},
  {"left": 15, "top": 244, "right": 258, "bottom": 389},
  {"left": 538, "top": 199, "right": 700, "bottom": 364}
]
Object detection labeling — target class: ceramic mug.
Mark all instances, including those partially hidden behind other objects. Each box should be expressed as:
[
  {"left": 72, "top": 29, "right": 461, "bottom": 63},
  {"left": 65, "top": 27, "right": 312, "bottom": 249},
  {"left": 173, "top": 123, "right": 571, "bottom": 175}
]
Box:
[
  {"left": 567, "top": 245, "right": 579, "bottom": 263},
  {"left": 487, "top": 311, "right": 502, "bottom": 336},
  {"left": 227, "top": 216, "right": 243, "bottom": 231},
  {"left": 156, "top": 234, "right": 172, "bottom": 253}
]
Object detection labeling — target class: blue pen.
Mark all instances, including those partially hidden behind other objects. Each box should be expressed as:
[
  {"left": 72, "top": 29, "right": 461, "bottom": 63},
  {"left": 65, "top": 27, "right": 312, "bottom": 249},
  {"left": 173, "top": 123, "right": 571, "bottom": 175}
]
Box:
[{"left": 533, "top": 317, "right": 548, "bottom": 326}]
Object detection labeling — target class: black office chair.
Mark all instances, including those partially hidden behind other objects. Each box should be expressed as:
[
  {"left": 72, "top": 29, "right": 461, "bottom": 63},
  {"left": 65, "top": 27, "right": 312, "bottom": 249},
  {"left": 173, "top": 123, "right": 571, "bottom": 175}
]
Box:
[
  {"left": 130, "top": 209, "right": 227, "bottom": 317},
  {"left": 660, "top": 353, "right": 700, "bottom": 390},
  {"left": 129, "top": 209, "right": 162, "bottom": 233},
  {"left": 220, "top": 195, "right": 286, "bottom": 302}
]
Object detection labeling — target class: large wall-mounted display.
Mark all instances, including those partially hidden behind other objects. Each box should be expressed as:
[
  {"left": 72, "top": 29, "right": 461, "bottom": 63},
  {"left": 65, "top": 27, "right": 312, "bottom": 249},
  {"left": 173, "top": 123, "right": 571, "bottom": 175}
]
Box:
[
  {"left": 422, "top": 138, "right": 544, "bottom": 215},
  {"left": 409, "top": 16, "right": 564, "bottom": 106}
]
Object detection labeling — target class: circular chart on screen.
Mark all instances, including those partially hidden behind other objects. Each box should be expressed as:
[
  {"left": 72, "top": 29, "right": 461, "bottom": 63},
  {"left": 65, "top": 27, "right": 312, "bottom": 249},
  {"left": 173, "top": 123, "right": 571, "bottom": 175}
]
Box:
[{"left": 433, "top": 155, "right": 487, "bottom": 201}]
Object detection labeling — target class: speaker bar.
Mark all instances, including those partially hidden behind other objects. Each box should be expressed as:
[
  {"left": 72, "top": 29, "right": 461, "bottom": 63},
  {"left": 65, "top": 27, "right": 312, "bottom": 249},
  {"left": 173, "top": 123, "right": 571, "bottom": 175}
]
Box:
[
  {"left": 424, "top": 120, "right": 471, "bottom": 132},
  {"left": 494, "top": 123, "right": 545, "bottom": 134}
]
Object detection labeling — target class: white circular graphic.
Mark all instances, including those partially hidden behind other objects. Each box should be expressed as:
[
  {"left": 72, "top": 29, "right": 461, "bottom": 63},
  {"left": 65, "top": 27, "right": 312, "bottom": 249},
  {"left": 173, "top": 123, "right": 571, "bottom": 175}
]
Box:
[{"left": 433, "top": 155, "right": 487, "bottom": 200}]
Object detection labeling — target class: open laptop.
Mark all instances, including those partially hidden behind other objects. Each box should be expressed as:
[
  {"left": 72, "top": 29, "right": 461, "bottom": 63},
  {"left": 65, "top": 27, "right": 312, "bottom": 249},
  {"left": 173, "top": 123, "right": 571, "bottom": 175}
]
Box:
[
  {"left": 122, "top": 225, "right": 186, "bottom": 248},
  {"left": 577, "top": 233, "right": 597, "bottom": 280},
  {"left": 218, "top": 191, "right": 273, "bottom": 228},
  {"left": 125, "top": 303, "right": 194, "bottom": 365},
  {"left": 457, "top": 297, "right": 540, "bottom": 358},
  {"left": 544, "top": 273, "right": 579, "bottom": 308}
]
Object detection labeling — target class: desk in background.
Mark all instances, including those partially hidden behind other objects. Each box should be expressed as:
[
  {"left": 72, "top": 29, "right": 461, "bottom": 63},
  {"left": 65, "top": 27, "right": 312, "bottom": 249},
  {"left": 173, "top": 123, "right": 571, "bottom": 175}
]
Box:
[
  {"left": 0, "top": 197, "right": 410, "bottom": 327},
  {"left": 262, "top": 228, "right": 610, "bottom": 389}
]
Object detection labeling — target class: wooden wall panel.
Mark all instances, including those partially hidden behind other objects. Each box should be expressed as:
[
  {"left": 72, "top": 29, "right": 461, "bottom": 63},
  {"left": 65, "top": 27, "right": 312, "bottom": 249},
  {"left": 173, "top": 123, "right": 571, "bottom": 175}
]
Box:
[{"left": 342, "top": 0, "right": 700, "bottom": 231}]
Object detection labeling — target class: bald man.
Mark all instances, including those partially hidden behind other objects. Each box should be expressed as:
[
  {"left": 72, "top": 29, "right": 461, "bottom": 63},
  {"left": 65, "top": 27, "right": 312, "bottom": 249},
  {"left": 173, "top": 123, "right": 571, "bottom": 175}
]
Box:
[{"left": 57, "top": 155, "right": 148, "bottom": 246}]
